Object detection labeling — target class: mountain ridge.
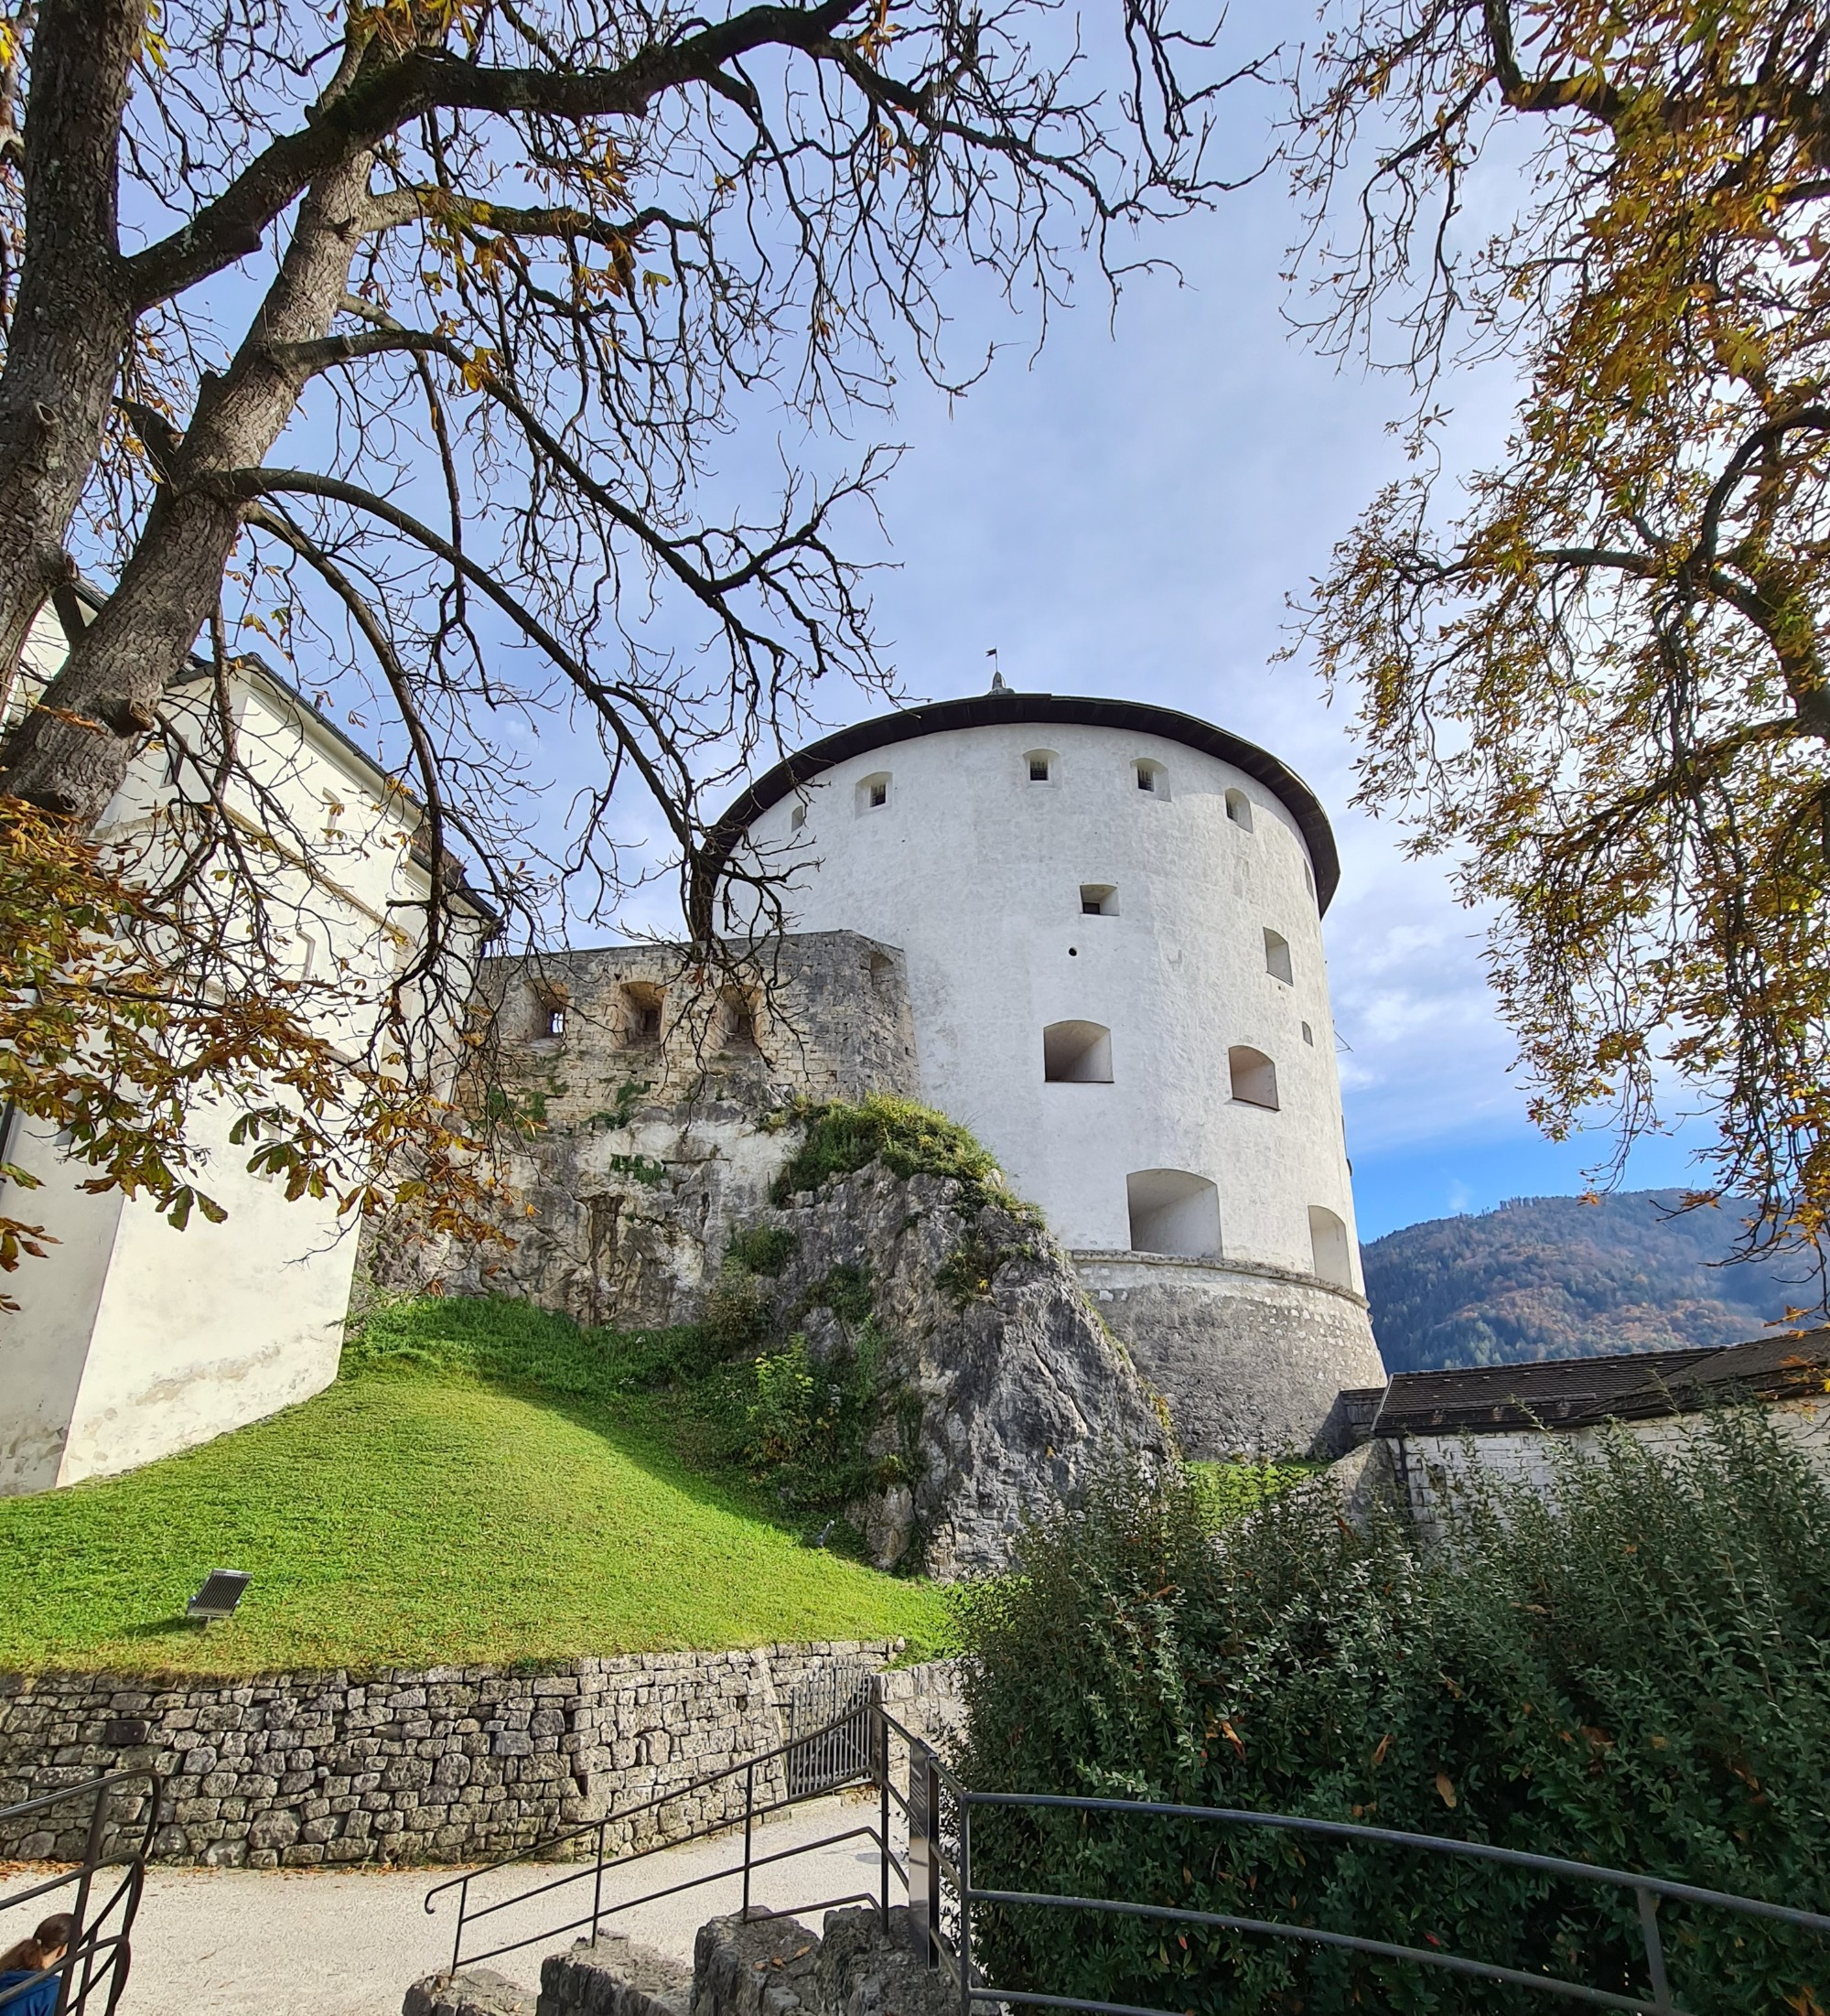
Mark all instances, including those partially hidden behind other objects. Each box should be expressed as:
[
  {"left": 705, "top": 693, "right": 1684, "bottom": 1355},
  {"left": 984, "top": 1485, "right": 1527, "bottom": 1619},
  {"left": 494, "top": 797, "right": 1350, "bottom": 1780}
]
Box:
[{"left": 1362, "top": 1189, "right": 1827, "bottom": 1375}]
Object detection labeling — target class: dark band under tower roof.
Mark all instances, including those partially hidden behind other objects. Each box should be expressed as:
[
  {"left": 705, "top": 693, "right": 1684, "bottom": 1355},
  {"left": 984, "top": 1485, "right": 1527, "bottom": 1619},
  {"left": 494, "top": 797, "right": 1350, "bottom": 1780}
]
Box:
[{"left": 702, "top": 689, "right": 1342, "bottom": 914}]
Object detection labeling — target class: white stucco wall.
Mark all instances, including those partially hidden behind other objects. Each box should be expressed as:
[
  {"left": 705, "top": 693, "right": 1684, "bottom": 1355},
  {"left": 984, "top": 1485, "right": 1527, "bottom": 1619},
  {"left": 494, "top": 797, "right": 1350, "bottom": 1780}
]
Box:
[
  {"left": 1, "top": 607, "right": 482, "bottom": 1493},
  {"left": 1383, "top": 1397, "right": 1830, "bottom": 1539},
  {"left": 738, "top": 716, "right": 1360, "bottom": 1279}
]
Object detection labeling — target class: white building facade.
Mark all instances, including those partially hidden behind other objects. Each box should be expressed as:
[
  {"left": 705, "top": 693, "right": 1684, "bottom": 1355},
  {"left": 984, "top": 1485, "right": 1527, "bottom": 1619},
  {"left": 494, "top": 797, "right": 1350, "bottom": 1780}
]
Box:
[
  {"left": 0, "top": 601, "right": 490, "bottom": 1494},
  {"left": 715, "top": 688, "right": 1387, "bottom": 1454}
]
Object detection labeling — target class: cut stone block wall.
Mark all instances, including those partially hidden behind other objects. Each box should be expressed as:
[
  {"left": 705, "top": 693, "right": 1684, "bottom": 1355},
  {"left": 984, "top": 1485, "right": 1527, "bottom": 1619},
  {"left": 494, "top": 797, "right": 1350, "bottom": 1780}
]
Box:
[
  {"left": 1074, "top": 1252, "right": 1385, "bottom": 1459},
  {"left": 0, "top": 1642, "right": 933, "bottom": 1868}
]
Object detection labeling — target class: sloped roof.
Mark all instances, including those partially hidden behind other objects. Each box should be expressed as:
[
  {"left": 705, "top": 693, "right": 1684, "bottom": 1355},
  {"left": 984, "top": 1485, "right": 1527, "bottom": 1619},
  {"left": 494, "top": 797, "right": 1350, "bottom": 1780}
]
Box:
[{"left": 1343, "top": 1329, "right": 1830, "bottom": 1439}]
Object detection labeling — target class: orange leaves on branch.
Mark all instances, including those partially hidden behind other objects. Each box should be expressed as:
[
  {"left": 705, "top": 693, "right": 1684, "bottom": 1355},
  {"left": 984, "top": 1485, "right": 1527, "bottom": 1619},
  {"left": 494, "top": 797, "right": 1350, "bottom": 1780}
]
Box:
[
  {"left": 0, "top": 793, "right": 507, "bottom": 1290},
  {"left": 1293, "top": 0, "right": 1830, "bottom": 1267}
]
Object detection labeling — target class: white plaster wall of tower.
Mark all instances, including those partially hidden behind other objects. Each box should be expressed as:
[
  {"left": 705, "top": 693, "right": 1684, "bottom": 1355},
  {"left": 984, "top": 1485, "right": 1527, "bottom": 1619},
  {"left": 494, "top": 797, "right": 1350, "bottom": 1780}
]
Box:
[{"left": 720, "top": 694, "right": 1387, "bottom": 1458}]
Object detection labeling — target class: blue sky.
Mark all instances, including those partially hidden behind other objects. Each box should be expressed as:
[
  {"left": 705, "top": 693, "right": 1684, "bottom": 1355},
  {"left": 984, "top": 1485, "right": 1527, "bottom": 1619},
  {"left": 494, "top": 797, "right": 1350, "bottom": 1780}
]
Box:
[
  {"left": 167, "top": 19, "right": 1712, "bottom": 1245},
  {"left": 684, "top": 151, "right": 1716, "bottom": 1243}
]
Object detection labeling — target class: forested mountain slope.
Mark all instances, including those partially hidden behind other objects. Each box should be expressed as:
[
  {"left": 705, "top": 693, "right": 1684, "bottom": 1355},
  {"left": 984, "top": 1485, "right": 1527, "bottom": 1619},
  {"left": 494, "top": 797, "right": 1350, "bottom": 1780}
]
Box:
[{"left": 1362, "top": 1191, "right": 1826, "bottom": 1375}]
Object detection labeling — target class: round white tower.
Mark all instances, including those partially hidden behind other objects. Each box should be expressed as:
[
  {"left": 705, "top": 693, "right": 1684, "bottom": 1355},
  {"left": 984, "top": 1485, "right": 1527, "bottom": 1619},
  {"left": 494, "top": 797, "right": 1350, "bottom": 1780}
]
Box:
[{"left": 711, "top": 687, "right": 1386, "bottom": 1454}]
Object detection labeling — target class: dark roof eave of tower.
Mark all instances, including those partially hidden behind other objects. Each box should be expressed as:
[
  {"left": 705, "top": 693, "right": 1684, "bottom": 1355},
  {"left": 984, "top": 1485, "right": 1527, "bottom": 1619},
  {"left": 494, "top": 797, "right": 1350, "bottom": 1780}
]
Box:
[{"left": 697, "top": 690, "right": 1342, "bottom": 916}]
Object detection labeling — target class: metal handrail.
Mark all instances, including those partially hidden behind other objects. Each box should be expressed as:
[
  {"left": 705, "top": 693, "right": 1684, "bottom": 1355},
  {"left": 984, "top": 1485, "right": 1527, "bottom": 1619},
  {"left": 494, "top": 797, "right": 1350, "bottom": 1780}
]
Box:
[
  {"left": 0, "top": 1766, "right": 162, "bottom": 2016},
  {"left": 918, "top": 1774, "right": 1830, "bottom": 2016},
  {"left": 962, "top": 1788, "right": 1830, "bottom": 1935},
  {"left": 426, "top": 1698, "right": 912, "bottom": 1975},
  {"left": 418, "top": 1695, "right": 1830, "bottom": 2016}
]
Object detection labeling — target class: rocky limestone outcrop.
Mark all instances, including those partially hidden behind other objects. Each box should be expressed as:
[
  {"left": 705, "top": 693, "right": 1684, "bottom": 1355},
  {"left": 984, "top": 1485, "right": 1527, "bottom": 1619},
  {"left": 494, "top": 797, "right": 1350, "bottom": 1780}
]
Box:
[
  {"left": 367, "top": 1081, "right": 1172, "bottom": 1577},
  {"left": 741, "top": 1162, "right": 1172, "bottom": 1577}
]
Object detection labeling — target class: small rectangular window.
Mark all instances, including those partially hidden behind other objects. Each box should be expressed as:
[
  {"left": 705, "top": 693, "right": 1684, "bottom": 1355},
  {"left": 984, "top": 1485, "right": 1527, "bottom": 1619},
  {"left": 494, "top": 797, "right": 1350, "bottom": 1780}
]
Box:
[
  {"left": 1080, "top": 883, "right": 1117, "bottom": 916},
  {"left": 1029, "top": 758, "right": 1050, "bottom": 782}
]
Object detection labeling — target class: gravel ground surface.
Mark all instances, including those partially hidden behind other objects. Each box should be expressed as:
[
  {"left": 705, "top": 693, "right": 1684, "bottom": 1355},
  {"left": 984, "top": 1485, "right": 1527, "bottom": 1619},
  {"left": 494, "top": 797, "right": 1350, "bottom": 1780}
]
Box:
[{"left": 1, "top": 1792, "right": 896, "bottom": 2016}]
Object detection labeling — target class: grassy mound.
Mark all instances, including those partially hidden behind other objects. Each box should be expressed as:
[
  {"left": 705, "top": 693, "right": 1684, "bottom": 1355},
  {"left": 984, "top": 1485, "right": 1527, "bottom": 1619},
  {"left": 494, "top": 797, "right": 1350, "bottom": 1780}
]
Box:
[{"left": 0, "top": 1298, "right": 949, "bottom": 1676}]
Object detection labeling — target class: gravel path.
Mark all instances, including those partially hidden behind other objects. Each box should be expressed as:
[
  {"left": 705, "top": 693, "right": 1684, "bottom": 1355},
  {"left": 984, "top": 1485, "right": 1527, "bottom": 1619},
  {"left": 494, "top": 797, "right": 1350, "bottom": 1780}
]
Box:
[{"left": 1, "top": 1792, "right": 896, "bottom": 2016}]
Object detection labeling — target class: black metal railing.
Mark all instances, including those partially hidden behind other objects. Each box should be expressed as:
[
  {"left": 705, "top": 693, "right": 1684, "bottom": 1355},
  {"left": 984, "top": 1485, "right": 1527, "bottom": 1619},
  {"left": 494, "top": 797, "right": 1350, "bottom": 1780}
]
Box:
[
  {"left": 0, "top": 1768, "right": 162, "bottom": 2016},
  {"left": 428, "top": 1700, "right": 1830, "bottom": 2016},
  {"left": 902, "top": 1734, "right": 1830, "bottom": 2016},
  {"left": 425, "top": 1696, "right": 920, "bottom": 1975}
]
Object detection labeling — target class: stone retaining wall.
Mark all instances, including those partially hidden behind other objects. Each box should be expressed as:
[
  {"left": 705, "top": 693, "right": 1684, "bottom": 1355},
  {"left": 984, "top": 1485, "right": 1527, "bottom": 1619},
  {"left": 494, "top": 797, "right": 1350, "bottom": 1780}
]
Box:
[{"left": 0, "top": 1641, "right": 934, "bottom": 1868}]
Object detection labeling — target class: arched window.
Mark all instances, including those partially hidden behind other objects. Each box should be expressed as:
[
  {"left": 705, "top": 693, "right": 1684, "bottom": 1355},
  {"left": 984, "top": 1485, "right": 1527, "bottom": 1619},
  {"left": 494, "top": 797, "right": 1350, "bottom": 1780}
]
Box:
[
  {"left": 790, "top": 801, "right": 808, "bottom": 831},
  {"left": 1308, "top": 1205, "right": 1354, "bottom": 1288},
  {"left": 1225, "top": 788, "right": 1254, "bottom": 831},
  {"left": 1132, "top": 758, "right": 1168, "bottom": 798},
  {"left": 1126, "top": 1170, "right": 1222, "bottom": 1258},
  {"left": 1024, "top": 748, "right": 1059, "bottom": 784},
  {"left": 1263, "top": 928, "right": 1293, "bottom": 984},
  {"left": 1303, "top": 861, "right": 1316, "bottom": 900},
  {"left": 1229, "top": 1045, "right": 1278, "bottom": 1109},
  {"left": 619, "top": 983, "right": 663, "bottom": 1048},
  {"left": 1080, "top": 883, "right": 1118, "bottom": 916},
  {"left": 1042, "top": 1020, "right": 1114, "bottom": 1083},
  {"left": 856, "top": 771, "right": 891, "bottom": 814},
  {"left": 1301, "top": 1020, "right": 1315, "bottom": 1047}
]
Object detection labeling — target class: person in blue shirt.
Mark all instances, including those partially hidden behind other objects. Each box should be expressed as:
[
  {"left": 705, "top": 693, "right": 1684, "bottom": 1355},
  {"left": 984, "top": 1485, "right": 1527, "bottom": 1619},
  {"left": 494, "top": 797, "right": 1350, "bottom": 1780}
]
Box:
[{"left": 0, "top": 1912, "right": 75, "bottom": 2016}]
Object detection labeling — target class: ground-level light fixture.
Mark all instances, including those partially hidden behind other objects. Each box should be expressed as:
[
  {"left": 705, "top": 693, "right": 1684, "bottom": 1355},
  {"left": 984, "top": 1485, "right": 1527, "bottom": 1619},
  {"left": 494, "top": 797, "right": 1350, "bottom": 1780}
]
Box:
[{"left": 187, "top": 1570, "right": 251, "bottom": 1624}]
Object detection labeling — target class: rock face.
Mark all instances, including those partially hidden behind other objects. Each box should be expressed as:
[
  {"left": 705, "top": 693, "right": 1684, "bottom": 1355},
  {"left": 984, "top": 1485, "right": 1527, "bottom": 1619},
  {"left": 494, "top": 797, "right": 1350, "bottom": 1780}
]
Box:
[
  {"left": 410, "top": 1907, "right": 951, "bottom": 2016},
  {"left": 377, "top": 946, "right": 1172, "bottom": 1575},
  {"left": 746, "top": 1164, "right": 1172, "bottom": 1577},
  {"left": 542, "top": 1934, "right": 694, "bottom": 2016}
]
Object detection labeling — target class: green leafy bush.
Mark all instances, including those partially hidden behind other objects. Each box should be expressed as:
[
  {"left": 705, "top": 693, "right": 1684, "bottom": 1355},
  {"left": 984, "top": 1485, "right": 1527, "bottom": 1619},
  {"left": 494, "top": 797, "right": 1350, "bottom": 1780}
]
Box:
[
  {"left": 807, "top": 1261, "right": 874, "bottom": 1324},
  {"left": 727, "top": 1224, "right": 799, "bottom": 1277},
  {"left": 717, "top": 1318, "right": 900, "bottom": 1518},
  {"left": 772, "top": 1094, "right": 1014, "bottom": 1214},
  {"left": 700, "top": 1266, "right": 774, "bottom": 1355},
  {"left": 953, "top": 1419, "right": 1830, "bottom": 2014}
]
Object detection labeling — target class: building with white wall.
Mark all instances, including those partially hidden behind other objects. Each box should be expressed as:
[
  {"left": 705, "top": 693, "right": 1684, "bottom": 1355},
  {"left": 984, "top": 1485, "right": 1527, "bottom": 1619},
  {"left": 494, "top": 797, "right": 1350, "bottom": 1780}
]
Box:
[
  {"left": 711, "top": 685, "right": 1387, "bottom": 1454},
  {"left": 0, "top": 599, "right": 491, "bottom": 1494}
]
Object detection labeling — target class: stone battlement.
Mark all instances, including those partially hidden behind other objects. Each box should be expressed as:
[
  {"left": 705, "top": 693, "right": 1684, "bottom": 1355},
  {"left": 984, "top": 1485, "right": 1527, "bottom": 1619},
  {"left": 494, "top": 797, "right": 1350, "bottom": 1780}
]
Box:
[{"left": 467, "top": 933, "right": 918, "bottom": 1130}]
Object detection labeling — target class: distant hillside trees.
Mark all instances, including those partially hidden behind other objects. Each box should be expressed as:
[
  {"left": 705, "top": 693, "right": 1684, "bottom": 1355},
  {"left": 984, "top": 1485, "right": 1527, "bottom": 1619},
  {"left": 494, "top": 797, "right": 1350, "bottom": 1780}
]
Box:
[
  {"left": 1362, "top": 1190, "right": 1822, "bottom": 1375},
  {"left": 1288, "top": 2, "right": 1830, "bottom": 1271}
]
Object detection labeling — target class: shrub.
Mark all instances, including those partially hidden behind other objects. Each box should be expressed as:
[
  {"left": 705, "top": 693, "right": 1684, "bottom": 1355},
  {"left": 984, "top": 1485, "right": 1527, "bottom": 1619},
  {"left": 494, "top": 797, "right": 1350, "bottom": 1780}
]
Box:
[
  {"left": 953, "top": 1419, "right": 1830, "bottom": 2014},
  {"left": 808, "top": 1261, "right": 874, "bottom": 1324},
  {"left": 771, "top": 1094, "right": 1011, "bottom": 1213},
  {"left": 727, "top": 1224, "right": 799, "bottom": 1277},
  {"left": 717, "top": 1318, "right": 899, "bottom": 1518},
  {"left": 700, "top": 1266, "right": 774, "bottom": 1355}
]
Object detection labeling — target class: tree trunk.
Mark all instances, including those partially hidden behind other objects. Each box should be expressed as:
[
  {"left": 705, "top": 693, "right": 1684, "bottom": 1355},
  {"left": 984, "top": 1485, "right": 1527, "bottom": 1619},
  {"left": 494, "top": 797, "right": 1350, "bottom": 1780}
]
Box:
[
  {"left": 0, "top": 0, "right": 142, "bottom": 707},
  {"left": 1, "top": 153, "right": 375, "bottom": 822}
]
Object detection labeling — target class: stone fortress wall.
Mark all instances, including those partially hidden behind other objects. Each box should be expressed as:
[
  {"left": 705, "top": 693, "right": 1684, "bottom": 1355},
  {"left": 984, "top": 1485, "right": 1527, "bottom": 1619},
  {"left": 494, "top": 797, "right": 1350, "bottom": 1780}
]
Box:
[
  {"left": 420, "top": 933, "right": 920, "bottom": 1328},
  {"left": 712, "top": 691, "right": 1387, "bottom": 1453},
  {"left": 430, "top": 691, "right": 1388, "bottom": 1457},
  {"left": 0, "top": 1642, "right": 957, "bottom": 1868}
]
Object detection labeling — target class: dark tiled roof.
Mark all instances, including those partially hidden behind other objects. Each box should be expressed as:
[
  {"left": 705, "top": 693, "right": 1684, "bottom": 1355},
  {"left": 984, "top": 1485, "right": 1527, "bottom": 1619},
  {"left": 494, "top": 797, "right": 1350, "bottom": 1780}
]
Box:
[{"left": 1351, "top": 1329, "right": 1830, "bottom": 1439}]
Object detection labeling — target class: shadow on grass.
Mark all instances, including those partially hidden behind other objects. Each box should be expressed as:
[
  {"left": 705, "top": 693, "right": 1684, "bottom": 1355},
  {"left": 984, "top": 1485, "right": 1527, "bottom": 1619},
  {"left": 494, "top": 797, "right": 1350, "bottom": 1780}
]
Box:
[{"left": 344, "top": 1364, "right": 876, "bottom": 1568}]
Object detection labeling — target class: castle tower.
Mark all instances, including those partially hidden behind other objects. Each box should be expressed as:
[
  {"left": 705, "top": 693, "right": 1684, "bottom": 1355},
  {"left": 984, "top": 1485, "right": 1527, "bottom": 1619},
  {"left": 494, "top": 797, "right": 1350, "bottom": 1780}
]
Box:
[{"left": 708, "top": 687, "right": 1387, "bottom": 1457}]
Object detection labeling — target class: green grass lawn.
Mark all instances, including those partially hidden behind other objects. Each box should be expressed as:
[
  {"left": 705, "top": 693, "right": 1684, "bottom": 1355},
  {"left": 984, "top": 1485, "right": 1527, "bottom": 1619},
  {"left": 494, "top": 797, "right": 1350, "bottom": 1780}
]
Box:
[{"left": 0, "top": 1318, "right": 950, "bottom": 1676}]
